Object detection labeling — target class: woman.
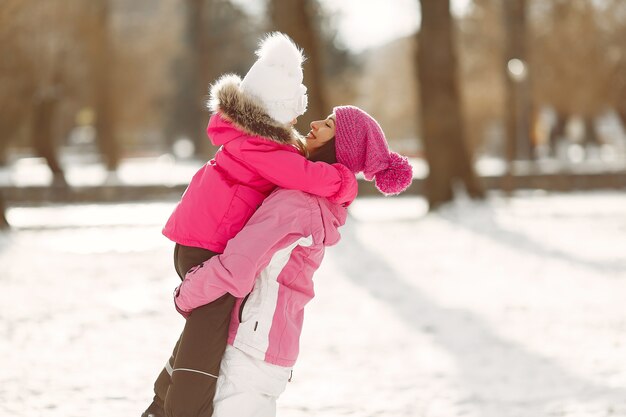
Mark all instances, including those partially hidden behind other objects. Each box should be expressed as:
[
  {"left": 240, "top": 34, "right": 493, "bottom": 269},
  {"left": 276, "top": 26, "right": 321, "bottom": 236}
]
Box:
[
  {"left": 172, "top": 106, "right": 413, "bottom": 417},
  {"left": 142, "top": 33, "right": 355, "bottom": 417}
]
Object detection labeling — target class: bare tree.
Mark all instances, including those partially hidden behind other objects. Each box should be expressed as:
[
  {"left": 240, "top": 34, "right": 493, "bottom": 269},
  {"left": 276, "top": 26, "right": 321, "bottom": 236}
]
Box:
[
  {"left": 0, "top": 0, "right": 29, "bottom": 159},
  {"left": 416, "top": 0, "right": 484, "bottom": 209},
  {"left": 618, "top": 108, "right": 626, "bottom": 129},
  {"left": 456, "top": 0, "right": 506, "bottom": 154},
  {"left": 548, "top": 111, "right": 568, "bottom": 156},
  {"left": 166, "top": 0, "right": 259, "bottom": 157},
  {"left": 269, "top": 0, "right": 327, "bottom": 130},
  {"left": 2, "top": 0, "right": 184, "bottom": 176},
  {"left": 502, "top": 0, "right": 533, "bottom": 165},
  {"left": 0, "top": 193, "right": 8, "bottom": 230},
  {"left": 603, "top": 0, "right": 626, "bottom": 128},
  {"left": 183, "top": 0, "right": 212, "bottom": 156},
  {"left": 1, "top": 0, "right": 121, "bottom": 181},
  {"left": 32, "top": 77, "right": 67, "bottom": 186},
  {"left": 531, "top": 0, "right": 617, "bottom": 148},
  {"left": 92, "top": 0, "right": 119, "bottom": 172},
  {"left": 0, "top": 0, "right": 70, "bottom": 184},
  {"left": 451, "top": 0, "right": 626, "bottom": 161}
]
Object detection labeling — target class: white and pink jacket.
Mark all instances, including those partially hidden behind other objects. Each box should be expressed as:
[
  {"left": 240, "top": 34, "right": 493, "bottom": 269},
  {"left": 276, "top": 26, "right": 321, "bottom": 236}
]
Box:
[{"left": 174, "top": 187, "right": 351, "bottom": 367}]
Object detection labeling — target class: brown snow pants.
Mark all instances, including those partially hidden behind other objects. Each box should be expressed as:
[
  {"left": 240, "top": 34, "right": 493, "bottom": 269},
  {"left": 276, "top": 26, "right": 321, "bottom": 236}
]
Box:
[{"left": 152, "top": 244, "right": 236, "bottom": 417}]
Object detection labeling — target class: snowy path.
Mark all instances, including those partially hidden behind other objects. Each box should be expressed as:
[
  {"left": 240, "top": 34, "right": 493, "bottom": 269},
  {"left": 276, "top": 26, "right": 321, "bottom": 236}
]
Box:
[{"left": 1, "top": 192, "right": 625, "bottom": 417}]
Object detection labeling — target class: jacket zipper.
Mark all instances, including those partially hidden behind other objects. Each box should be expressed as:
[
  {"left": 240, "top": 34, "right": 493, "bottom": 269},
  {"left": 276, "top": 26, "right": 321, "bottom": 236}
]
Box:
[{"left": 238, "top": 293, "right": 250, "bottom": 323}]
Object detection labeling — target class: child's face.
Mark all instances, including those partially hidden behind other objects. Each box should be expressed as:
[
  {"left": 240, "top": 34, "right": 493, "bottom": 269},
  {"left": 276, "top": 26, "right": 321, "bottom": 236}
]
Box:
[{"left": 305, "top": 114, "right": 336, "bottom": 153}]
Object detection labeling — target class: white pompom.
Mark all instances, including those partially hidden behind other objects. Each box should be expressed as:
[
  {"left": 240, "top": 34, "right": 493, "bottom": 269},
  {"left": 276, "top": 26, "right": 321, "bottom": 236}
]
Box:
[{"left": 255, "top": 32, "right": 305, "bottom": 69}]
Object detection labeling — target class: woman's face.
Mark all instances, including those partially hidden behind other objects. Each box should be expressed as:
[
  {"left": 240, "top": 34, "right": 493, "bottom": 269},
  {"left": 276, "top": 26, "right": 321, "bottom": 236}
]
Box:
[{"left": 305, "top": 114, "right": 336, "bottom": 153}]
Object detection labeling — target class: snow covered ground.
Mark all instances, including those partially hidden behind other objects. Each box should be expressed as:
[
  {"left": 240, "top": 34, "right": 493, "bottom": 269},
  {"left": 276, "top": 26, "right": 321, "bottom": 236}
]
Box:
[{"left": 1, "top": 191, "right": 625, "bottom": 417}]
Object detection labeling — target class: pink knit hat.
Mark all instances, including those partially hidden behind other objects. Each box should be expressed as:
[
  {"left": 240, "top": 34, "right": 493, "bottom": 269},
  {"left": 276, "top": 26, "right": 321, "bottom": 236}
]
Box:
[{"left": 334, "top": 106, "right": 413, "bottom": 196}]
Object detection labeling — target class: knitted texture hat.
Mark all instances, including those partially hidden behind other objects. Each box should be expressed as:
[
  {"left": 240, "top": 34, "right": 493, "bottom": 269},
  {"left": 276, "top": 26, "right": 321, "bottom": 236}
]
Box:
[
  {"left": 334, "top": 106, "right": 413, "bottom": 196},
  {"left": 240, "top": 32, "right": 308, "bottom": 125}
]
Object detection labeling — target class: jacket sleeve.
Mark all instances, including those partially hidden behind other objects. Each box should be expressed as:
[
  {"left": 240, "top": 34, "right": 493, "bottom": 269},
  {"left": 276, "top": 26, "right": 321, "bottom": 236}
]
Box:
[
  {"left": 174, "top": 191, "right": 313, "bottom": 314},
  {"left": 239, "top": 140, "right": 358, "bottom": 206}
]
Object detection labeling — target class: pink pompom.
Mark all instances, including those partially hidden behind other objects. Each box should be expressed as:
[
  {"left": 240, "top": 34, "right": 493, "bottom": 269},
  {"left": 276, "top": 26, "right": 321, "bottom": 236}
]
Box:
[{"left": 374, "top": 152, "right": 413, "bottom": 196}]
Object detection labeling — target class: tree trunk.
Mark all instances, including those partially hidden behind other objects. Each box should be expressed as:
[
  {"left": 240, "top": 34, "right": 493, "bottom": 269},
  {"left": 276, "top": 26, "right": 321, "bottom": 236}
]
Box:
[
  {"left": 416, "top": 0, "right": 484, "bottom": 210},
  {"left": 93, "top": 0, "right": 120, "bottom": 172},
  {"left": 0, "top": 192, "right": 9, "bottom": 230},
  {"left": 617, "top": 107, "right": 626, "bottom": 131},
  {"left": 269, "top": 0, "right": 327, "bottom": 131},
  {"left": 186, "top": 0, "right": 214, "bottom": 157},
  {"left": 502, "top": 0, "right": 532, "bottom": 185},
  {"left": 0, "top": 124, "right": 15, "bottom": 167},
  {"left": 164, "top": 53, "right": 203, "bottom": 155},
  {"left": 32, "top": 92, "right": 67, "bottom": 187},
  {"left": 549, "top": 111, "right": 567, "bottom": 157},
  {"left": 583, "top": 115, "right": 600, "bottom": 147}
]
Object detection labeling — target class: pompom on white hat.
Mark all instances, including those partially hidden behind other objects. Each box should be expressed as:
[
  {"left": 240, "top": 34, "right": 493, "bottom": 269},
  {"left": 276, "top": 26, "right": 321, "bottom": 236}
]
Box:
[{"left": 240, "top": 32, "right": 308, "bottom": 125}]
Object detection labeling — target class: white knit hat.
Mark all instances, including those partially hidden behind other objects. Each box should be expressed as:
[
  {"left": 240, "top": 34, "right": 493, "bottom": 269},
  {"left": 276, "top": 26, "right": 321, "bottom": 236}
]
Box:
[{"left": 240, "top": 32, "right": 308, "bottom": 125}]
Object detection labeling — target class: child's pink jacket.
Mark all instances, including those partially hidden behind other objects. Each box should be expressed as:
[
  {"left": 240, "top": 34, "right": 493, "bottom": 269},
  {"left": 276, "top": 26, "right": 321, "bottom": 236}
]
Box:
[
  {"left": 163, "top": 74, "right": 356, "bottom": 253},
  {"left": 175, "top": 188, "right": 350, "bottom": 367}
]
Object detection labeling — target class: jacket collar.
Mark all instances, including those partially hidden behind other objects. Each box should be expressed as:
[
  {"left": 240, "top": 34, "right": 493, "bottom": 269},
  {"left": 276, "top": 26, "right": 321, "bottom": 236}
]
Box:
[{"left": 207, "top": 74, "right": 300, "bottom": 145}]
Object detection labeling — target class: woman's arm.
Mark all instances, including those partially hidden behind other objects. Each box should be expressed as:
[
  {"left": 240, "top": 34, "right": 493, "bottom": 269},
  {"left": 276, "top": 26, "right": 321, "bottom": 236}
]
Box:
[{"left": 174, "top": 190, "right": 315, "bottom": 315}]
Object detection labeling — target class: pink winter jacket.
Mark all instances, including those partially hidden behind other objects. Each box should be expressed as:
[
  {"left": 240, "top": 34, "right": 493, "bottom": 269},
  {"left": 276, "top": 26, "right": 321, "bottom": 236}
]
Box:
[
  {"left": 175, "top": 187, "right": 351, "bottom": 367},
  {"left": 163, "top": 74, "right": 356, "bottom": 253}
]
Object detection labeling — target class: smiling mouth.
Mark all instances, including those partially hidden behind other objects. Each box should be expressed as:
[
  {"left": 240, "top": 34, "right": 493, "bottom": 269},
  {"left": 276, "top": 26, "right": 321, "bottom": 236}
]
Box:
[{"left": 306, "top": 131, "right": 317, "bottom": 140}]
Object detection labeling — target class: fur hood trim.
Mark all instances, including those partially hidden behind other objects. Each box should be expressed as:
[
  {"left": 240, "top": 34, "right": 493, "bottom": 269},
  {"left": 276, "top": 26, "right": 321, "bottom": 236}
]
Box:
[{"left": 207, "top": 74, "right": 301, "bottom": 144}]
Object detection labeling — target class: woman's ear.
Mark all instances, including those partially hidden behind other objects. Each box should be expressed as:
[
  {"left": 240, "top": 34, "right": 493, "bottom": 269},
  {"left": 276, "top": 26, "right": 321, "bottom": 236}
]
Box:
[{"left": 308, "top": 138, "right": 337, "bottom": 164}]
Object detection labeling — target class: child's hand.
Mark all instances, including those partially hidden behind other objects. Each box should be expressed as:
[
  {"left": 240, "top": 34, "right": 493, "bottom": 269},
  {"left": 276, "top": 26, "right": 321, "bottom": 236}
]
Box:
[{"left": 173, "top": 285, "right": 192, "bottom": 319}]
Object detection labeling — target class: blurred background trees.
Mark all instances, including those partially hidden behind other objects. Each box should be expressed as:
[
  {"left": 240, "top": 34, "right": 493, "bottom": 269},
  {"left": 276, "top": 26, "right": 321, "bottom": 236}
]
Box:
[
  {"left": 0, "top": 193, "right": 8, "bottom": 229},
  {"left": 0, "top": 0, "right": 179, "bottom": 172},
  {"left": 269, "top": 0, "right": 328, "bottom": 132},
  {"left": 92, "top": 0, "right": 119, "bottom": 174},
  {"left": 166, "top": 0, "right": 262, "bottom": 156},
  {"left": 416, "top": 0, "right": 484, "bottom": 207},
  {"left": 1, "top": 0, "right": 625, "bottom": 216}
]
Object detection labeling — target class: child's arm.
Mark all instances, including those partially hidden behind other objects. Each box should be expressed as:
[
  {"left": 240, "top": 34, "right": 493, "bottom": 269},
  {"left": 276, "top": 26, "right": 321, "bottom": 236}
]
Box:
[
  {"left": 174, "top": 190, "right": 315, "bottom": 315},
  {"left": 239, "top": 139, "right": 358, "bottom": 206}
]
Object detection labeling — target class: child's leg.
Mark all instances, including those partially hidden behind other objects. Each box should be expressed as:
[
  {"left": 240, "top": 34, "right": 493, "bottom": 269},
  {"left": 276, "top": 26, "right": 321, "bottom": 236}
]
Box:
[
  {"left": 174, "top": 244, "right": 220, "bottom": 280},
  {"left": 164, "top": 292, "right": 236, "bottom": 417},
  {"left": 144, "top": 244, "right": 221, "bottom": 416},
  {"left": 151, "top": 337, "right": 180, "bottom": 407},
  {"left": 213, "top": 346, "right": 291, "bottom": 417}
]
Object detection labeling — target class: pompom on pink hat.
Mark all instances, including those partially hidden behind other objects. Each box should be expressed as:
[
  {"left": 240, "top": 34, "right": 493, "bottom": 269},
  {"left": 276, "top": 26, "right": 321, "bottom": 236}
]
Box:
[{"left": 334, "top": 106, "right": 413, "bottom": 196}]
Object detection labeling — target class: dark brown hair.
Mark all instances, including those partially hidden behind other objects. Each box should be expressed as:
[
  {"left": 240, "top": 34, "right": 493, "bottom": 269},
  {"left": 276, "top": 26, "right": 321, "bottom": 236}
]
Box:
[
  {"left": 293, "top": 135, "right": 309, "bottom": 158},
  {"left": 308, "top": 138, "right": 337, "bottom": 164}
]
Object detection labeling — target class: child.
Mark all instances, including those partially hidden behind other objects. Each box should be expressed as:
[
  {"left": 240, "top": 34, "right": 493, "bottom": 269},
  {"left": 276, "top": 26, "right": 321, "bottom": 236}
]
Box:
[
  {"left": 142, "top": 34, "right": 356, "bottom": 417},
  {"left": 174, "top": 106, "right": 413, "bottom": 417}
]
